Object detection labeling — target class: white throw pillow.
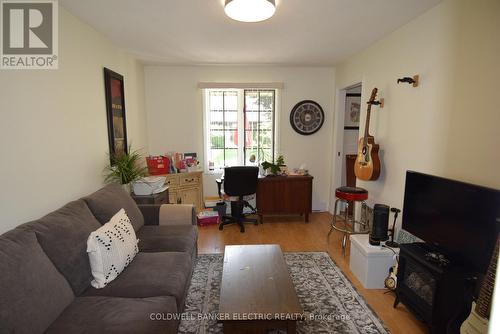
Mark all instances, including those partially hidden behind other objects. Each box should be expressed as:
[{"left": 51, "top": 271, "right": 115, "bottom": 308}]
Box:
[{"left": 87, "top": 209, "right": 139, "bottom": 288}]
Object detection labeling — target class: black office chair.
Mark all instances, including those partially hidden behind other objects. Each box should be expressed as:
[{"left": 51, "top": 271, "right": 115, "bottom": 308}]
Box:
[{"left": 217, "top": 166, "right": 259, "bottom": 233}]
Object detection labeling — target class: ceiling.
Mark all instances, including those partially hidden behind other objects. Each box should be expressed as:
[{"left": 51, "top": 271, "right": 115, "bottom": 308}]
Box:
[{"left": 60, "top": 0, "right": 441, "bottom": 66}]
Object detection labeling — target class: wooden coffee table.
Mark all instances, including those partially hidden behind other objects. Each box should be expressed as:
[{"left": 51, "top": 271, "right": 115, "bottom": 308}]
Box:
[{"left": 219, "top": 245, "right": 303, "bottom": 334}]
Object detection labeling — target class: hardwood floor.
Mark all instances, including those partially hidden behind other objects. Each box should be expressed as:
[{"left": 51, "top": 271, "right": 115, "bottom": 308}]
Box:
[{"left": 197, "top": 212, "right": 428, "bottom": 334}]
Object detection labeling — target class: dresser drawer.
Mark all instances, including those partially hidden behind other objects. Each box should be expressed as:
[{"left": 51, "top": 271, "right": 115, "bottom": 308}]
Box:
[
  {"left": 180, "top": 174, "right": 199, "bottom": 186},
  {"left": 165, "top": 175, "right": 180, "bottom": 187}
]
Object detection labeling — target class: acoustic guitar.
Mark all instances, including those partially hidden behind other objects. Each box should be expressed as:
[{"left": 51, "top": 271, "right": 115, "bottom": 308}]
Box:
[
  {"left": 460, "top": 235, "right": 498, "bottom": 334},
  {"left": 354, "top": 88, "right": 381, "bottom": 181}
]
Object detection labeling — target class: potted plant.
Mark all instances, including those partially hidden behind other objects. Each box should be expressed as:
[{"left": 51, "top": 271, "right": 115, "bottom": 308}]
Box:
[
  {"left": 104, "top": 147, "right": 147, "bottom": 193},
  {"left": 261, "top": 155, "right": 286, "bottom": 176}
]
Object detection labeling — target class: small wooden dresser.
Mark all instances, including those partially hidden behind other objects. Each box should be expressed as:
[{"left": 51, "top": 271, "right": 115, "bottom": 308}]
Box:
[{"left": 162, "top": 171, "right": 204, "bottom": 212}]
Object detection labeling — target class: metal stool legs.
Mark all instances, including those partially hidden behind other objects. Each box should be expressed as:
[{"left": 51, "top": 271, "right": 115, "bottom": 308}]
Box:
[
  {"left": 329, "top": 198, "right": 370, "bottom": 256},
  {"left": 327, "top": 198, "right": 341, "bottom": 238}
]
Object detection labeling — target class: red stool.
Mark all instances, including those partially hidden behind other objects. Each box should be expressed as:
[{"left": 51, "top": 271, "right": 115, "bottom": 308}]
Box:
[{"left": 328, "top": 186, "right": 371, "bottom": 256}]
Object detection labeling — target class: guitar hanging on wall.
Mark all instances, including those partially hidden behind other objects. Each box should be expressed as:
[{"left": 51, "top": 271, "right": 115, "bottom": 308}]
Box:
[
  {"left": 354, "top": 88, "right": 382, "bottom": 181},
  {"left": 460, "top": 235, "right": 498, "bottom": 334}
]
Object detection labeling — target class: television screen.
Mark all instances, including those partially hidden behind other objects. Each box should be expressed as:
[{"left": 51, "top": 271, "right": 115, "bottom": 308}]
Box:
[{"left": 402, "top": 171, "right": 500, "bottom": 273}]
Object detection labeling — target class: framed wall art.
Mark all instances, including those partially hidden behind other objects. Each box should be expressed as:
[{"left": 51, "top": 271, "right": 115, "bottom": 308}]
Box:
[
  {"left": 344, "top": 93, "right": 361, "bottom": 130},
  {"left": 104, "top": 68, "right": 128, "bottom": 160}
]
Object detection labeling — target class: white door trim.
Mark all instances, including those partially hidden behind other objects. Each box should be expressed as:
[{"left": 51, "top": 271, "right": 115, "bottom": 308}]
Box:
[{"left": 330, "top": 82, "right": 362, "bottom": 214}]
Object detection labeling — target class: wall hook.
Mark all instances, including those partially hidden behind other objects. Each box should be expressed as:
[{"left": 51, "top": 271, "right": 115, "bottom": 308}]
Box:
[
  {"left": 397, "top": 75, "right": 419, "bottom": 87},
  {"left": 368, "top": 98, "right": 384, "bottom": 108}
]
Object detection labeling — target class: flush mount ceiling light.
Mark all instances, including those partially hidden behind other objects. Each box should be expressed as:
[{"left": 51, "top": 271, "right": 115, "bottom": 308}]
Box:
[{"left": 224, "top": 0, "right": 276, "bottom": 23}]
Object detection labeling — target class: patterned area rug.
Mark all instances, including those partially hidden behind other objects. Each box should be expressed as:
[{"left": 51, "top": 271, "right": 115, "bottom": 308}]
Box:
[{"left": 179, "top": 252, "right": 389, "bottom": 334}]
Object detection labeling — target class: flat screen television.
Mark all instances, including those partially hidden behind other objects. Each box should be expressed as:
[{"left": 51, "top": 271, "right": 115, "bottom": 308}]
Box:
[{"left": 402, "top": 171, "right": 500, "bottom": 273}]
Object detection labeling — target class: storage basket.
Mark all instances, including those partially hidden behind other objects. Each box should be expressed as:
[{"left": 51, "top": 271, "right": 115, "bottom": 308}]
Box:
[{"left": 146, "top": 156, "right": 170, "bottom": 175}]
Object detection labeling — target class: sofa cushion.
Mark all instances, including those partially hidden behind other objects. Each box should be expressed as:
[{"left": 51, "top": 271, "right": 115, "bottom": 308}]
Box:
[
  {"left": 0, "top": 228, "right": 74, "bottom": 334},
  {"left": 45, "top": 296, "right": 178, "bottom": 334},
  {"left": 21, "top": 200, "right": 101, "bottom": 295},
  {"left": 83, "top": 183, "right": 144, "bottom": 231},
  {"left": 83, "top": 252, "right": 192, "bottom": 310},
  {"left": 87, "top": 209, "right": 139, "bottom": 289},
  {"left": 137, "top": 225, "right": 198, "bottom": 256}
]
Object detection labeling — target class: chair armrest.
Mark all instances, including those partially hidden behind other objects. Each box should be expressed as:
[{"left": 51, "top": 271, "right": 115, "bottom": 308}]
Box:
[
  {"left": 138, "top": 204, "right": 197, "bottom": 226},
  {"left": 139, "top": 204, "right": 198, "bottom": 225},
  {"left": 159, "top": 204, "right": 196, "bottom": 226}
]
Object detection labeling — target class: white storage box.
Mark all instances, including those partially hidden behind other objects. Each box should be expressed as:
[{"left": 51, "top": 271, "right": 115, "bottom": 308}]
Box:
[
  {"left": 349, "top": 234, "right": 399, "bottom": 289},
  {"left": 132, "top": 176, "right": 166, "bottom": 195}
]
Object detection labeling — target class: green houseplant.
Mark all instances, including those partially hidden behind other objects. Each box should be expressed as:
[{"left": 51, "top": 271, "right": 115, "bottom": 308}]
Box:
[
  {"left": 261, "top": 154, "right": 285, "bottom": 176},
  {"left": 104, "top": 147, "right": 147, "bottom": 192}
]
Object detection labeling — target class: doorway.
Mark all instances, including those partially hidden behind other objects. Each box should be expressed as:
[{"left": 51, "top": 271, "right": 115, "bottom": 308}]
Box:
[{"left": 330, "top": 83, "right": 362, "bottom": 213}]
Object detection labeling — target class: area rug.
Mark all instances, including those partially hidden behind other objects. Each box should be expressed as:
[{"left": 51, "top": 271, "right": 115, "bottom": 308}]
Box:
[{"left": 178, "top": 252, "right": 389, "bottom": 334}]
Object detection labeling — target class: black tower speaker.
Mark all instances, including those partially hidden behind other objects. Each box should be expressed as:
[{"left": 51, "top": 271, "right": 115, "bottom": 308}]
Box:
[{"left": 369, "top": 204, "right": 390, "bottom": 245}]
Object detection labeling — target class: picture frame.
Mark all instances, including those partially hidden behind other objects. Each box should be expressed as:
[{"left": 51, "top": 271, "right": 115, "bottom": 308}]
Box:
[
  {"left": 344, "top": 93, "right": 361, "bottom": 130},
  {"left": 104, "top": 68, "right": 128, "bottom": 160}
]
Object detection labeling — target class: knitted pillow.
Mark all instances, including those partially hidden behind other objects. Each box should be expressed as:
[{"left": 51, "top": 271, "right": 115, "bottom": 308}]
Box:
[{"left": 87, "top": 209, "right": 138, "bottom": 288}]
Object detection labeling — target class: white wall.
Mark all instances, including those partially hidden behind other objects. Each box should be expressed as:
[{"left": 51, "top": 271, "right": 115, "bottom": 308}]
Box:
[
  {"left": 144, "top": 66, "right": 335, "bottom": 211},
  {"left": 334, "top": 0, "right": 500, "bottom": 223},
  {"left": 444, "top": 0, "right": 500, "bottom": 185},
  {"left": 0, "top": 7, "right": 148, "bottom": 233}
]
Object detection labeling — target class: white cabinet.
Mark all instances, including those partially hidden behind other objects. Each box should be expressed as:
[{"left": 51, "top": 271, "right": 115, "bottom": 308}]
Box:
[{"left": 163, "top": 171, "right": 204, "bottom": 212}]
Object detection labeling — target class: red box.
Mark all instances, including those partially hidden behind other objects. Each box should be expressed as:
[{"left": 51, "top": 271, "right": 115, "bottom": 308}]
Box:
[
  {"left": 146, "top": 156, "right": 170, "bottom": 175},
  {"left": 197, "top": 211, "right": 220, "bottom": 227}
]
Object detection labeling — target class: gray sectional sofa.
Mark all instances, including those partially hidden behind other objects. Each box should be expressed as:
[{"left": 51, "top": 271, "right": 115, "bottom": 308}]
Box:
[{"left": 0, "top": 183, "right": 198, "bottom": 334}]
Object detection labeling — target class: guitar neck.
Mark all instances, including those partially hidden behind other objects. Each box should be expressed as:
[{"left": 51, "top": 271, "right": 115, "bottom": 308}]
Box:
[
  {"left": 362, "top": 87, "right": 378, "bottom": 148},
  {"left": 363, "top": 105, "right": 372, "bottom": 145},
  {"left": 475, "top": 235, "right": 499, "bottom": 318}
]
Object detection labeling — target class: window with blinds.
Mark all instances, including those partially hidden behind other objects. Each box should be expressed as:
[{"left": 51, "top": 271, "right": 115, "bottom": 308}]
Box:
[{"left": 204, "top": 89, "right": 276, "bottom": 170}]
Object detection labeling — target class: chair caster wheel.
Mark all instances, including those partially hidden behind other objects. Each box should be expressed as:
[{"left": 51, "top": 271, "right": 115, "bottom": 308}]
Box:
[
  {"left": 253, "top": 222, "right": 258, "bottom": 226},
  {"left": 240, "top": 228, "right": 245, "bottom": 233},
  {"left": 219, "top": 225, "right": 223, "bottom": 231}
]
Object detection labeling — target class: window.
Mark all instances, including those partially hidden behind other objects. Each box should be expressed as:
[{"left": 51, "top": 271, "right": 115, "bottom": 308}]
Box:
[{"left": 204, "top": 89, "right": 276, "bottom": 170}]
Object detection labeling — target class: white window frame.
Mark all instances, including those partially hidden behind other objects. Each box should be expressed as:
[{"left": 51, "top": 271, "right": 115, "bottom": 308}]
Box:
[{"left": 202, "top": 88, "right": 279, "bottom": 173}]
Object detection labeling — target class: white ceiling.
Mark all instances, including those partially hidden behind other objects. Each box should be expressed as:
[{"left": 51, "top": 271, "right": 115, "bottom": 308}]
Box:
[{"left": 60, "top": 0, "right": 441, "bottom": 66}]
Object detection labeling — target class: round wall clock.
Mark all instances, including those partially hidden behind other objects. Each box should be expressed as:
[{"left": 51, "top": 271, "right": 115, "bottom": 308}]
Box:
[{"left": 289, "top": 100, "right": 325, "bottom": 135}]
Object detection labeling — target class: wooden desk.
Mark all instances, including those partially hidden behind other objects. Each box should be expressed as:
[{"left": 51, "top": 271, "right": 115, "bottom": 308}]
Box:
[{"left": 256, "top": 175, "right": 313, "bottom": 223}]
